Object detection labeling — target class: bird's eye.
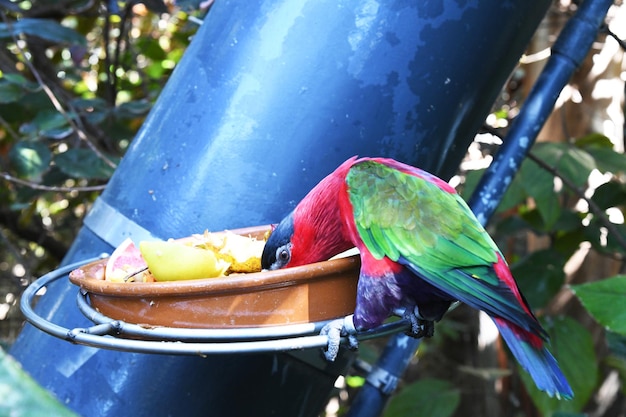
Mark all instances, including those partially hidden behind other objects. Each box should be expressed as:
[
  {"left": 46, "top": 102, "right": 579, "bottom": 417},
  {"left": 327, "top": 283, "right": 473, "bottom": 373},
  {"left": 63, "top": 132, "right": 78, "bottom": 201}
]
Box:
[
  {"left": 278, "top": 249, "right": 290, "bottom": 261},
  {"left": 274, "top": 244, "right": 291, "bottom": 268}
]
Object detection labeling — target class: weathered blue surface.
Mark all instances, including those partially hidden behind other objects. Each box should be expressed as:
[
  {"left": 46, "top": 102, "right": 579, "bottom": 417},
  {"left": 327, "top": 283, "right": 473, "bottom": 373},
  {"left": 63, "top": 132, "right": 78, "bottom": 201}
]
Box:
[{"left": 12, "top": 1, "right": 553, "bottom": 416}]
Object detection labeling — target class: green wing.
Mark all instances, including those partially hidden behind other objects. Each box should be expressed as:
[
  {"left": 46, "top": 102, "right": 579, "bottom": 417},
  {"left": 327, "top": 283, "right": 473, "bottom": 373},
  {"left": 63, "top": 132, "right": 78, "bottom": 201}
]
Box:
[
  {"left": 347, "top": 160, "right": 499, "bottom": 276},
  {"left": 347, "top": 160, "right": 538, "bottom": 331}
]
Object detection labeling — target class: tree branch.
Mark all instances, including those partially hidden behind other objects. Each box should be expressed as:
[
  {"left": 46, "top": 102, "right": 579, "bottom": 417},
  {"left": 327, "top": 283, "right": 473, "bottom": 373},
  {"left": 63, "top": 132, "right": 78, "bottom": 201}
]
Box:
[{"left": 1, "top": 172, "right": 107, "bottom": 192}]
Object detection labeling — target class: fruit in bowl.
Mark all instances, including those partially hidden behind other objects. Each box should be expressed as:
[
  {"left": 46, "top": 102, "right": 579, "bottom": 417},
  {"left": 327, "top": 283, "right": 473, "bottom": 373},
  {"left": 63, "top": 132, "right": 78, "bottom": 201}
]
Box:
[
  {"left": 68, "top": 225, "right": 360, "bottom": 328},
  {"left": 104, "top": 231, "right": 266, "bottom": 283}
]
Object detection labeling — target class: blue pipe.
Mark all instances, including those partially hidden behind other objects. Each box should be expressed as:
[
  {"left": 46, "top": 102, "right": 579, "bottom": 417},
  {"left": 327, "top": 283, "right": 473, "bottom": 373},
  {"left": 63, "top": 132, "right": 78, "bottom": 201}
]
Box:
[{"left": 468, "top": 0, "right": 615, "bottom": 223}]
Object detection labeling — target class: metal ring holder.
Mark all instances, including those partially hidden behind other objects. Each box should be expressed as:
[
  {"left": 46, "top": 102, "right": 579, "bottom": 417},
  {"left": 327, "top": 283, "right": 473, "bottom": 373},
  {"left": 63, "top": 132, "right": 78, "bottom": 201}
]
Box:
[{"left": 21, "top": 257, "right": 410, "bottom": 356}]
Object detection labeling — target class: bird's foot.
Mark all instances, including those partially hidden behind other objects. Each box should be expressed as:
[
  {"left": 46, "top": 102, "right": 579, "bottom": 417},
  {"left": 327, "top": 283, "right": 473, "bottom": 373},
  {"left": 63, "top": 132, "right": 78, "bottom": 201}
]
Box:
[
  {"left": 320, "top": 315, "right": 359, "bottom": 362},
  {"left": 394, "top": 307, "right": 434, "bottom": 339}
]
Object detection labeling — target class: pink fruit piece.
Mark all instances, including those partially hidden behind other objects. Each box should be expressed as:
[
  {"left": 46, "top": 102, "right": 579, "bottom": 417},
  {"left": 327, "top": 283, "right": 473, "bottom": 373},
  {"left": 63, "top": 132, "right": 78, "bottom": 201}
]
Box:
[{"left": 105, "top": 238, "right": 150, "bottom": 282}]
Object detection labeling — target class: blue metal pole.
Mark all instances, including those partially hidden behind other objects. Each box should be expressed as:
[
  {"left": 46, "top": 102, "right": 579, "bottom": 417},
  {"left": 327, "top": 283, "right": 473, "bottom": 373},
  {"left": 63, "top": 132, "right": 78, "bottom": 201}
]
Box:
[
  {"left": 11, "top": 1, "right": 556, "bottom": 416},
  {"left": 468, "top": 0, "right": 615, "bottom": 223}
]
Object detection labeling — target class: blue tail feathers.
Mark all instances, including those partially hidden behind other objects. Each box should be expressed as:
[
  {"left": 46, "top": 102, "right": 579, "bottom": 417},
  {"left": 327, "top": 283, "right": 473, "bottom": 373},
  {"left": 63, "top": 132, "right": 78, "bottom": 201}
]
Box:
[{"left": 494, "top": 319, "right": 573, "bottom": 399}]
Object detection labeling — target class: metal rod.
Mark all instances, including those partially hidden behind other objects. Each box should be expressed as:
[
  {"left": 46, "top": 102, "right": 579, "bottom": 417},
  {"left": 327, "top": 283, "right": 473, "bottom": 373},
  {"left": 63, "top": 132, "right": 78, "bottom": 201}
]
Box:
[{"left": 20, "top": 258, "right": 411, "bottom": 354}]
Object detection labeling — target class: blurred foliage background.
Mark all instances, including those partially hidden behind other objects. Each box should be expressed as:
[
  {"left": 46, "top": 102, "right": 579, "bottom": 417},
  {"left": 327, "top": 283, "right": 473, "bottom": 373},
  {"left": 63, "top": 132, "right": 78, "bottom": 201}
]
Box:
[
  {"left": 0, "top": 1, "right": 625, "bottom": 417},
  {"left": 0, "top": 0, "right": 204, "bottom": 345}
]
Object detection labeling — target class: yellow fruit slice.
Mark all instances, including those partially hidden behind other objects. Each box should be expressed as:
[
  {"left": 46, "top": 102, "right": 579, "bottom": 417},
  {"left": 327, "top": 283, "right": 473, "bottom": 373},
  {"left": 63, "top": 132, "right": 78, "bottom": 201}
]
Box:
[{"left": 139, "top": 240, "right": 229, "bottom": 281}]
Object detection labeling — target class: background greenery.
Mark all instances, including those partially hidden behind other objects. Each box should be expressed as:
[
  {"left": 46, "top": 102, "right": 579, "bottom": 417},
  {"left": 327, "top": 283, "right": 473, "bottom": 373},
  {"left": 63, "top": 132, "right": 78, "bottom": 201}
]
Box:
[{"left": 0, "top": 1, "right": 625, "bottom": 417}]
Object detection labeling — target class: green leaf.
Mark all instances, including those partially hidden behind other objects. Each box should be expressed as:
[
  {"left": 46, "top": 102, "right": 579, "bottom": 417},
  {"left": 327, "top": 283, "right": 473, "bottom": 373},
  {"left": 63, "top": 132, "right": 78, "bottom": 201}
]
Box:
[
  {"left": 116, "top": 100, "right": 152, "bottom": 116},
  {"left": 557, "top": 148, "right": 596, "bottom": 188},
  {"left": 520, "top": 317, "right": 598, "bottom": 415},
  {"left": 575, "top": 132, "right": 614, "bottom": 149},
  {"left": 8, "top": 142, "right": 52, "bottom": 180},
  {"left": 553, "top": 228, "right": 587, "bottom": 258},
  {"left": 571, "top": 276, "right": 626, "bottom": 334},
  {"left": 533, "top": 142, "right": 596, "bottom": 188},
  {"left": 383, "top": 378, "right": 460, "bottom": 417},
  {"left": 535, "top": 195, "right": 561, "bottom": 230},
  {"left": 0, "top": 348, "right": 79, "bottom": 417},
  {"left": 552, "top": 211, "right": 586, "bottom": 257},
  {"left": 590, "top": 181, "right": 626, "bottom": 210},
  {"left": 2, "top": 73, "right": 39, "bottom": 90},
  {"left": 586, "top": 147, "right": 626, "bottom": 174},
  {"left": 0, "top": 18, "right": 86, "bottom": 45},
  {"left": 55, "top": 149, "right": 115, "bottom": 180},
  {"left": 511, "top": 249, "right": 566, "bottom": 309},
  {"left": 0, "top": 80, "right": 25, "bottom": 103},
  {"left": 518, "top": 158, "right": 561, "bottom": 229},
  {"left": 136, "top": 37, "right": 167, "bottom": 61}
]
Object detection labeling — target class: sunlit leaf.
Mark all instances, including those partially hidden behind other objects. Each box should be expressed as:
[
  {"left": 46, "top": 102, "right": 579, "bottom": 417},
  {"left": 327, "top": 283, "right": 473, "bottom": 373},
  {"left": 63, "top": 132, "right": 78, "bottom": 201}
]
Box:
[
  {"left": 557, "top": 148, "right": 596, "bottom": 188},
  {"left": 8, "top": 142, "right": 51, "bottom": 180},
  {"left": 570, "top": 276, "right": 626, "bottom": 335},
  {"left": 345, "top": 375, "right": 365, "bottom": 388},
  {"left": 520, "top": 317, "right": 598, "bottom": 415},
  {"left": 383, "top": 378, "right": 460, "bottom": 417}
]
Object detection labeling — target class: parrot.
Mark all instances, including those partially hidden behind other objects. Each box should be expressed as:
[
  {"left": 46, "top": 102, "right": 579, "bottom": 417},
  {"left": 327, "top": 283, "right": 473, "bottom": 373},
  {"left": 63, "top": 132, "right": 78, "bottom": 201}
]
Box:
[{"left": 261, "top": 156, "right": 573, "bottom": 399}]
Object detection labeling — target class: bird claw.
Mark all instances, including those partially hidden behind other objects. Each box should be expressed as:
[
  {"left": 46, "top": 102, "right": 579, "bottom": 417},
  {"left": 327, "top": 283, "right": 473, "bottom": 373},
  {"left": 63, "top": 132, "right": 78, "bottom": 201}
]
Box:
[
  {"left": 395, "top": 306, "right": 434, "bottom": 339},
  {"left": 320, "top": 315, "right": 359, "bottom": 361}
]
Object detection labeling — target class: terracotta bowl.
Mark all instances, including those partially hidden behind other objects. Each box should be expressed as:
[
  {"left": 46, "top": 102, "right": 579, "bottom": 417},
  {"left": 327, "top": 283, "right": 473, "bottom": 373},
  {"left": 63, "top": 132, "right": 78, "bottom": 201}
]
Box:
[{"left": 69, "top": 225, "right": 360, "bottom": 329}]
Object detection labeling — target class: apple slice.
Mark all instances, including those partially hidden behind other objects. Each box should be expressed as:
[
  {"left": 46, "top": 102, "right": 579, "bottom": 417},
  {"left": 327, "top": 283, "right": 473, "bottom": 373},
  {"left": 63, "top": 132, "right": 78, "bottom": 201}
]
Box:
[{"left": 139, "top": 240, "right": 230, "bottom": 281}]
